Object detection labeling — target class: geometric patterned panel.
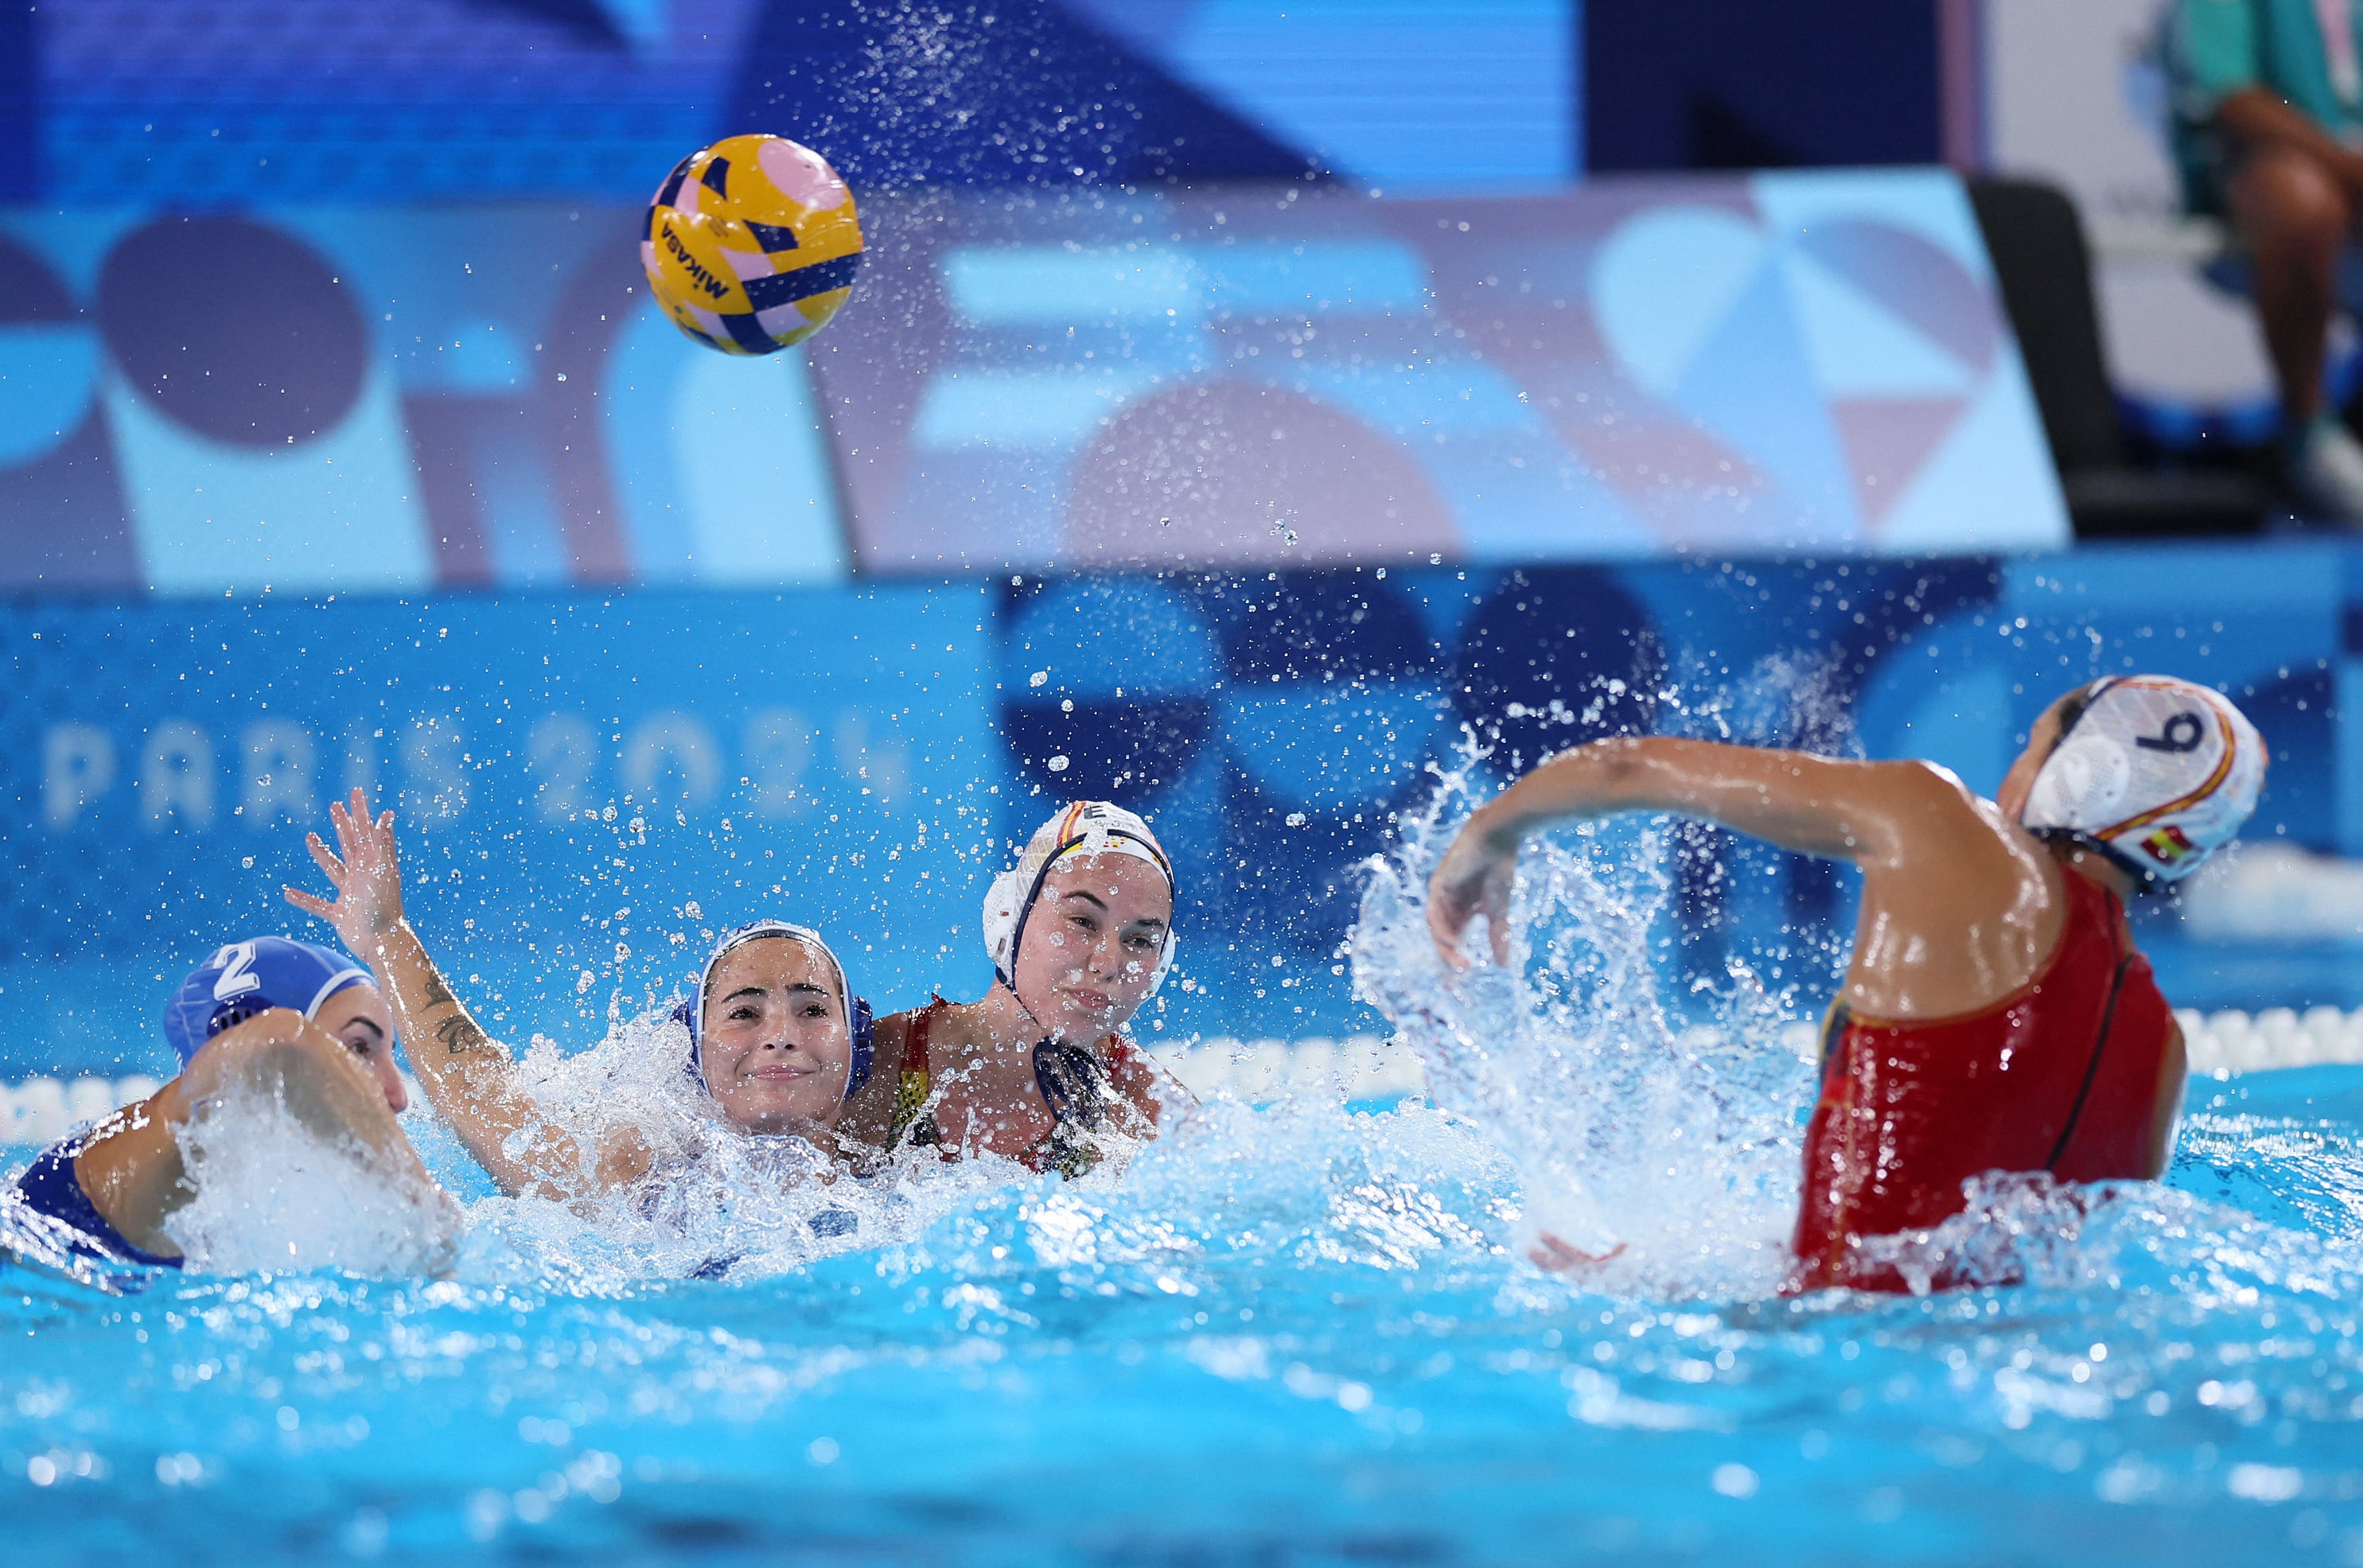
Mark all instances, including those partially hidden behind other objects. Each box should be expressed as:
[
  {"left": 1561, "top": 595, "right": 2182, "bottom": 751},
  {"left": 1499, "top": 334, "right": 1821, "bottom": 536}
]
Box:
[
  {"left": 0, "top": 173, "right": 2067, "bottom": 593},
  {"left": 816, "top": 171, "right": 2070, "bottom": 574},
  {"left": 0, "top": 206, "right": 850, "bottom": 597}
]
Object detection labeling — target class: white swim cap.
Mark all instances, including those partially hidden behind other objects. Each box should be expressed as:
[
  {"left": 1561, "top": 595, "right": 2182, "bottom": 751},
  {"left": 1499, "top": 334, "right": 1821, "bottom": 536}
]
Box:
[
  {"left": 983, "top": 801, "right": 1178, "bottom": 992},
  {"left": 2021, "top": 675, "right": 2266, "bottom": 884}
]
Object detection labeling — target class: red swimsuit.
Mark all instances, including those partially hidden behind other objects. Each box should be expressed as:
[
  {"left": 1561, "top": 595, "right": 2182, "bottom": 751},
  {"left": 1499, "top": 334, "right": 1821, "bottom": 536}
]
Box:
[
  {"left": 888, "top": 998, "right": 1143, "bottom": 1176},
  {"left": 1790, "top": 866, "right": 2180, "bottom": 1292}
]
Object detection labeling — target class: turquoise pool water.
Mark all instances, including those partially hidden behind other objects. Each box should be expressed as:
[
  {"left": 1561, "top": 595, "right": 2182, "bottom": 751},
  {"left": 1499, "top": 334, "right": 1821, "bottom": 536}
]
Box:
[{"left": 3, "top": 1061, "right": 2361, "bottom": 1567}]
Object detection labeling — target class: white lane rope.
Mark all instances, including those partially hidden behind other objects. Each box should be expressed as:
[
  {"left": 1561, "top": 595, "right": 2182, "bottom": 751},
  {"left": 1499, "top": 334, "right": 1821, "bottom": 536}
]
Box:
[{"left": 0, "top": 1008, "right": 2349, "bottom": 1145}]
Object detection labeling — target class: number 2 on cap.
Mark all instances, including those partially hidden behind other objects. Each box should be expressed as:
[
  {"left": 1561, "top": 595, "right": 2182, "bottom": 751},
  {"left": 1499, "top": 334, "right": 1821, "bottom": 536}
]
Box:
[{"left": 210, "top": 940, "right": 262, "bottom": 1002}]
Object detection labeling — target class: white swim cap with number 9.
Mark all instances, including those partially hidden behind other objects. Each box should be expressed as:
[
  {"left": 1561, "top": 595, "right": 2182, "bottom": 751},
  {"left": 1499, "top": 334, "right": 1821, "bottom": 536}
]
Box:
[{"left": 2021, "top": 675, "right": 2267, "bottom": 882}]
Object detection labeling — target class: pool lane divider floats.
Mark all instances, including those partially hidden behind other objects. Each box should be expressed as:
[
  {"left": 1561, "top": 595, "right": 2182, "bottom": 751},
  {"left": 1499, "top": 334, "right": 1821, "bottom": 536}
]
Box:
[{"left": 0, "top": 1007, "right": 2351, "bottom": 1149}]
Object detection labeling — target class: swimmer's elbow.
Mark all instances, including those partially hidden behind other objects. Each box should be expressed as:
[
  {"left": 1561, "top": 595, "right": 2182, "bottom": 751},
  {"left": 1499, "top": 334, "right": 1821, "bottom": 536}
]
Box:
[
  {"left": 485, "top": 1125, "right": 643, "bottom": 1203},
  {"left": 1546, "top": 736, "right": 1653, "bottom": 804},
  {"left": 495, "top": 1143, "right": 591, "bottom": 1203},
  {"left": 190, "top": 1017, "right": 341, "bottom": 1085},
  {"left": 595, "top": 1127, "right": 656, "bottom": 1191},
  {"left": 1589, "top": 737, "right": 1743, "bottom": 816},
  {"left": 1587, "top": 737, "right": 1652, "bottom": 782}
]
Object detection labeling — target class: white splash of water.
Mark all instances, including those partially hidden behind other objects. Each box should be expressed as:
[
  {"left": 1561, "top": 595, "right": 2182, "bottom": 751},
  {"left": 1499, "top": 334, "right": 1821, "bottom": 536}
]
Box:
[
  {"left": 1348, "top": 665, "right": 1862, "bottom": 1300},
  {"left": 0, "top": 1185, "right": 142, "bottom": 1290},
  {"left": 164, "top": 1080, "right": 461, "bottom": 1277},
  {"left": 454, "top": 1009, "right": 1168, "bottom": 1286},
  {"left": 1849, "top": 1165, "right": 2363, "bottom": 1303},
  {"left": 1847, "top": 1171, "right": 2125, "bottom": 1294}
]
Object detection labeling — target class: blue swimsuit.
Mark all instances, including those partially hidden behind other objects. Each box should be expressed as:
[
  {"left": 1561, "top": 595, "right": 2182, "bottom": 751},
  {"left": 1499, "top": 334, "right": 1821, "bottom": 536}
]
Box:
[{"left": 13, "top": 1140, "right": 183, "bottom": 1270}]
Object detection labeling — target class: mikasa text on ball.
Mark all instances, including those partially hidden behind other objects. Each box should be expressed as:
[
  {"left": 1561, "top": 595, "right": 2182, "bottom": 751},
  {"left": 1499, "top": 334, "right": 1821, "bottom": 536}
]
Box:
[{"left": 642, "top": 134, "right": 863, "bottom": 355}]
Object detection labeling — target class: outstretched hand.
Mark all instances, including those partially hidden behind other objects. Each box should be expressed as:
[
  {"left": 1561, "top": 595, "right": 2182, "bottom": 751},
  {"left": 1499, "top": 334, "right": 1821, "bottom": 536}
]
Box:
[
  {"left": 284, "top": 788, "right": 407, "bottom": 958},
  {"left": 1426, "top": 821, "right": 1520, "bottom": 969}
]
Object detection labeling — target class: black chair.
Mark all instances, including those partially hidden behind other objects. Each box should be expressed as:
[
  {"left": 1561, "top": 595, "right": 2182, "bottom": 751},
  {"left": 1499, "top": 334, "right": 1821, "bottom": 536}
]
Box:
[{"left": 1967, "top": 175, "right": 2271, "bottom": 539}]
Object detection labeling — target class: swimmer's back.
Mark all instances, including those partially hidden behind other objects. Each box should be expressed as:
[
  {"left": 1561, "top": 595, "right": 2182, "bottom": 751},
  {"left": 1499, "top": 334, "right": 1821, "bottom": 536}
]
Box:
[
  {"left": 12, "top": 1135, "right": 182, "bottom": 1270},
  {"left": 1792, "top": 860, "right": 2182, "bottom": 1291}
]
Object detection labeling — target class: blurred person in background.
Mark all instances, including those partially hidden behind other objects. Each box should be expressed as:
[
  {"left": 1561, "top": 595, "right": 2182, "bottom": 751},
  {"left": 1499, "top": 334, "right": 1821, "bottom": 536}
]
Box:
[{"left": 2170, "top": 0, "right": 2363, "bottom": 519}]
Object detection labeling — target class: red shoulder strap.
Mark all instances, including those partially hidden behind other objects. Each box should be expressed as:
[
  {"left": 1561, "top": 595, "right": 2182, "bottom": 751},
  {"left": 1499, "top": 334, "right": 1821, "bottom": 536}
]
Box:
[{"left": 904, "top": 997, "right": 947, "bottom": 1074}]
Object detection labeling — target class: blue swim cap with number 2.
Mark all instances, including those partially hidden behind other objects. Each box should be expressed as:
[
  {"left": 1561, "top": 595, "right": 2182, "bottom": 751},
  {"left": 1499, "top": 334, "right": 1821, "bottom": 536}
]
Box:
[{"left": 163, "top": 936, "right": 372, "bottom": 1070}]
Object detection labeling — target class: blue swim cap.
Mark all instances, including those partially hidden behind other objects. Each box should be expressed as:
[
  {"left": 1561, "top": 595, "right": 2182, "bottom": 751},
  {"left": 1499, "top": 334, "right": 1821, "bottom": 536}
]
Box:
[{"left": 163, "top": 937, "right": 373, "bottom": 1071}]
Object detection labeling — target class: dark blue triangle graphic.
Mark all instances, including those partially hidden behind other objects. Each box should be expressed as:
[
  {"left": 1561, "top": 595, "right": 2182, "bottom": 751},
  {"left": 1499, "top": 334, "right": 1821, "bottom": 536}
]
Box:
[{"left": 742, "top": 251, "right": 862, "bottom": 311}]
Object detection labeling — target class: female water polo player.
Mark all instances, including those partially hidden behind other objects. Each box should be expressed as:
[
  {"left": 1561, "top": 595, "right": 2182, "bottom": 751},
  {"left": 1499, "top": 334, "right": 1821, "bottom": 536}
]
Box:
[
  {"left": 839, "top": 801, "right": 1180, "bottom": 1176},
  {"left": 10, "top": 936, "right": 453, "bottom": 1271},
  {"left": 1427, "top": 675, "right": 2266, "bottom": 1292},
  {"left": 286, "top": 790, "right": 869, "bottom": 1200}
]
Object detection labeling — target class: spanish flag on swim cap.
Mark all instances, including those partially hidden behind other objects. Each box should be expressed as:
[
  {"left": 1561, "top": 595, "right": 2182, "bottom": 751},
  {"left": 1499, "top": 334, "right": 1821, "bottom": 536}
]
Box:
[
  {"left": 983, "top": 802, "right": 1176, "bottom": 992},
  {"left": 2021, "top": 675, "right": 2268, "bottom": 885}
]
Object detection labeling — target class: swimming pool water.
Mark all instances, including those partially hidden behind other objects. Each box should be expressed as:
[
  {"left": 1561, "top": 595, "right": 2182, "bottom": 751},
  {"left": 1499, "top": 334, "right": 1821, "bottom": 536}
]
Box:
[{"left": 4, "top": 1064, "right": 2361, "bottom": 1567}]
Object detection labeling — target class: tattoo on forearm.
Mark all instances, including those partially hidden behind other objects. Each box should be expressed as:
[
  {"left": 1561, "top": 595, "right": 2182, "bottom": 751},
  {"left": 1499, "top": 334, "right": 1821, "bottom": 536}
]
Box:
[
  {"left": 422, "top": 973, "right": 457, "bottom": 1010},
  {"left": 434, "top": 1013, "right": 488, "bottom": 1057}
]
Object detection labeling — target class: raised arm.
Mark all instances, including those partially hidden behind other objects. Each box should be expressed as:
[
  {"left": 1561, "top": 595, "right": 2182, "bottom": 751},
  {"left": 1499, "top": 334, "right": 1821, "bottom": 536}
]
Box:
[
  {"left": 286, "top": 789, "right": 650, "bottom": 1199},
  {"left": 1428, "top": 736, "right": 1977, "bottom": 966}
]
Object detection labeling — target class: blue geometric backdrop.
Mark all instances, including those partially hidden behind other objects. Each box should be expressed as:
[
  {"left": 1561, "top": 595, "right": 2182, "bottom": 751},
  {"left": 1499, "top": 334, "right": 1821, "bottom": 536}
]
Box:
[{"left": 18, "top": 1, "right": 1577, "bottom": 204}]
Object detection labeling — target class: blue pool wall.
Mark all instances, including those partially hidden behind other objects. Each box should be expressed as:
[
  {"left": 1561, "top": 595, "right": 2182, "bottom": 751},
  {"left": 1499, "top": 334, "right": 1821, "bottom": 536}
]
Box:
[{"left": 0, "top": 535, "right": 2348, "bottom": 1080}]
